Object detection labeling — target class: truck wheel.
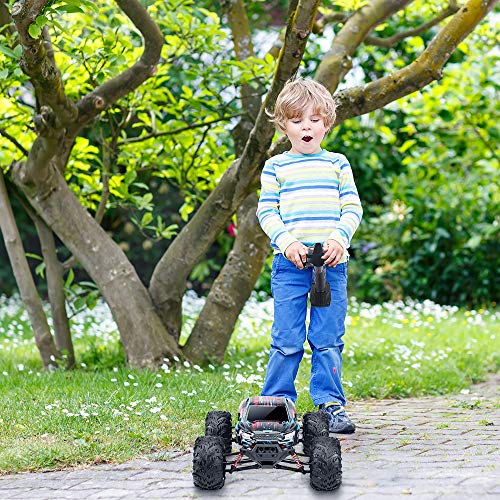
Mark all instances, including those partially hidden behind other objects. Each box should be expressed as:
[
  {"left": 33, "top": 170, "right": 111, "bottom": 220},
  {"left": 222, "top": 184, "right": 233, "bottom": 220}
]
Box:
[
  {"left": 192, "top": 436, "right": 226, "bottom": 490},
  {"left": 309, "top": 436, "right": 342, "bottom": 491},
  {"left": 302, "top": 411, "right": 329, "bottom": 455},
  {"left": 205, "top": 410, "right": 232, "bottom": 453}
]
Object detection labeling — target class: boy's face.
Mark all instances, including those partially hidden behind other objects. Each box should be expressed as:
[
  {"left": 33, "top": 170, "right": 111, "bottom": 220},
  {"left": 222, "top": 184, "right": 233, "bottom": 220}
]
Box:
[{"left": 283, "top": 104, "right": 328, "bottom": 156}]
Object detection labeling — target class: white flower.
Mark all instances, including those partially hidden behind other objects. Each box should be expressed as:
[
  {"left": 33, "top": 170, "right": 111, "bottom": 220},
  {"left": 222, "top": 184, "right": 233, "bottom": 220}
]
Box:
[{"left": 155, "top": 383, "right": 163, "bottom": 388}]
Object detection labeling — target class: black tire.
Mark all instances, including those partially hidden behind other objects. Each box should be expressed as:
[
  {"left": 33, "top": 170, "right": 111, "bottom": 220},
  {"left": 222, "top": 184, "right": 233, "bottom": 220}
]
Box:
[
  {"left": 302, "top": 411, "right": 329, "bottom": 455},
  {"left": 309, "top": 436, "right": 342, "bottom": 491},
  {"left": 192, "top": 436, "right": 226, "bottom": 490},
  {"left": 205, "top": 410, "right": 232, "bottom": 453}
]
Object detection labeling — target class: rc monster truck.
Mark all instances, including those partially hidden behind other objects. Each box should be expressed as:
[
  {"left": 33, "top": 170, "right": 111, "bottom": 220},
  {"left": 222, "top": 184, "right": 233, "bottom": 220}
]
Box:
[{"left": 192, "top": 396, "right": 342, "bottom": 491}]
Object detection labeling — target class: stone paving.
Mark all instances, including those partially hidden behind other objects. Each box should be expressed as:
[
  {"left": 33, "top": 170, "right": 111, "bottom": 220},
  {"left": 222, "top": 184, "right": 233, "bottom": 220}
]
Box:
[{"left": 1, "top": 373, "right": 498, "bottom": 499}]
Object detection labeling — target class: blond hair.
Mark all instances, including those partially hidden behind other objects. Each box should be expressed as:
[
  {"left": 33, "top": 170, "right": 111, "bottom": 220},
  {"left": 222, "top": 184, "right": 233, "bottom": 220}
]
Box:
[{"left": 268, "top": 78, "right": 337, "bottom": 131}]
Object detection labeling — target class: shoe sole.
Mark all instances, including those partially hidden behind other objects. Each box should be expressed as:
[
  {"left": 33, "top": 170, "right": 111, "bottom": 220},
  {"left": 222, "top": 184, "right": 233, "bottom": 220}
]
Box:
[{"left": 330, "top": 426, "right": 356, "bottom": 434}]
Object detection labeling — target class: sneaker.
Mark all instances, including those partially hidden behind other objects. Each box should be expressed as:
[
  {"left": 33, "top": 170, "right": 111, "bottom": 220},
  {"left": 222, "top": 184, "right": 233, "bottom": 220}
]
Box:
[{"left": 319, "top": 402, "right": 356, "bottom": 434}]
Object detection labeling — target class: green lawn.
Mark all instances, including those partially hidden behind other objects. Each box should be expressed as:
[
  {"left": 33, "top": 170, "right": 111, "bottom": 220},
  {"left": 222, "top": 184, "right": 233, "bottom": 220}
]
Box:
[{"left": 0, "top": 292, "right": 498, "bottom": 473}]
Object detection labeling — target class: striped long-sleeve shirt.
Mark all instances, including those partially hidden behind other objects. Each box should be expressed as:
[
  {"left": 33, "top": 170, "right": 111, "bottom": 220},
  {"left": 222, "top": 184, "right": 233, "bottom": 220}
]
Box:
[{"left": 256, "top": 149, "right": 363, "bottom": 261}]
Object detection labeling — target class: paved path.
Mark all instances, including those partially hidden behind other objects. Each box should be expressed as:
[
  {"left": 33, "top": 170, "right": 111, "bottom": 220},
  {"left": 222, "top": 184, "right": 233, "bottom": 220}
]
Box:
[{"left": 1, "top": 373, "right": 498, "bottom": 499}]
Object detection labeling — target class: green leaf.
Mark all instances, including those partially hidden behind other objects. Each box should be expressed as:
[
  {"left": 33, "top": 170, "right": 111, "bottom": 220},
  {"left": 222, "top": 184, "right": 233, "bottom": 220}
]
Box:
[
  {"left": 65, "top": 269, "right": 75, "bottom": 288},
  {"left": 181, "top": 85, "right": 193, "bottom": 98},
  {"left": 36, "top": 15, "right": 49, "bottom": 27},
  {"left": 70, "top": 0, "right": 99, "bottom": 12},
  {"left": 179, "top": 202, "right": 194, "bottom": 222},
  {"left": 28, "top": 23, "right": 42, "bottom": 39},
  {"left": 438, "top": 109, "right": 454, "bottom": 122},
  {"left": 25, "top": 253, "right": 43, "bottom": 261},
  {"left": 465, "top": 235, "right": 482, "bottom": 249},
  {"left": 123, "top": 170, "right": 137, "bottom": 185},
  {"left": 158, "top": 224, "right": 178, "bottom": 240},
  {"left": 141, "top": 212, "right": 154, "bottom": 228},
  {"left": 74, "top": 297, "right": 86, "bottom": 310},
  {"left": 56, "top": 4, "right": 84, "bottom": 14},
  {"left": 399, "top": 139, "right": 416, "bottom": 153},
  {"left": 190, "top": 261, "right": 210, "bottom": 282},
  {"left": 0, "top": 45, "right": 18, "bottom": 59},
  {"left": 35, "top": 262, "right": 46, "bottom": 278},
  {"left": 85, "top": 290, "right": 99, "bottom": 310}
]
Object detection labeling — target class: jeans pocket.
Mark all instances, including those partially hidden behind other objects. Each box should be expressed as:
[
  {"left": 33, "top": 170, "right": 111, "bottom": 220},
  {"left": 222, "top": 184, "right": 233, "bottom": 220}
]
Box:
[
  {"left": 271, "top": 254, "right": 281, "bottom": 279},
  {"left": 327, "top": 262, "right": 348, "bottom": 290}
]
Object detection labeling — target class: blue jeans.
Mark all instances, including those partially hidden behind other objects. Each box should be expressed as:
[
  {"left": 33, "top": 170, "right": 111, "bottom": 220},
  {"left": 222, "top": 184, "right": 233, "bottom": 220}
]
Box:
[{"left": 261, "top": 253, "right": 348, "bottom": 406}]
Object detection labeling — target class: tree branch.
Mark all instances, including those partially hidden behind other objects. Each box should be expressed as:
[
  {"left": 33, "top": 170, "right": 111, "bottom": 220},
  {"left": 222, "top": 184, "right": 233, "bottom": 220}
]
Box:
[
  {"left": 222, "top": 0, "right": 260, "bottom": 121},
  {"left": 11, "top": 0, "right": 78, "bottom": 125},
  {"left": 73, "top": 0, "right": 163, "bottom": 131},
  {"left": 116, "top": 113, "right": 245, "bottom": 147},
  {"left": 0, "top": 127, "right": 28, "bottom": 156},
  {"left": 334, "top": 0, "right": 499, "bottom": 123},
  {"left": 315, "top": 0, "right": 414, "bottom": 92},
  {"left": 365, "top": 1, "right": 459, "bottom": 48},
  {"left": 33, "top": 214, "right": 75, "bottom": 369},
  {"left": 94, "top": 164, "right": 110, "bottom": 225},
  {"left": 313, "top": 11, "right": 349, "bottom": 35},
  {"left": 0, "top": 169, "right": 59, "bottom": 369}
]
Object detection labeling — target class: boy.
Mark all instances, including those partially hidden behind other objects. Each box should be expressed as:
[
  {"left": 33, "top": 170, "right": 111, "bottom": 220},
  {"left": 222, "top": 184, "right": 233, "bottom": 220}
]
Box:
[{"left": 256, "top": 78, "right": 362, "bottom": 433}]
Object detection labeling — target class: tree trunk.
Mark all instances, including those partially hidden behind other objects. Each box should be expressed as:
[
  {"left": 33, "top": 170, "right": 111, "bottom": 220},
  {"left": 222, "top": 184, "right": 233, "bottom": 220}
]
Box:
[
  {"left": 12, "top": 163, "right": 182, "bottom": 367},
  {"left": 183, "top": 193, "right": 269, "bottom": 363},
  {"left": 33, "top": 217, "right": 75, "bottom": 368},
  {"left": 0, "top": 171, "right": 59, "bottom": 369}
]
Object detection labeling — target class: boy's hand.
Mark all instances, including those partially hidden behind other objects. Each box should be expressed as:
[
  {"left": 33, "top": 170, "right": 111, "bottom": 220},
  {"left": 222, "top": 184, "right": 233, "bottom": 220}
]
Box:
[
  {"left": 322, "top": 239, "right": 344, "bottom": 267},
  {"left": 284, "top": 242, "right": 308, "bottom": 269}
]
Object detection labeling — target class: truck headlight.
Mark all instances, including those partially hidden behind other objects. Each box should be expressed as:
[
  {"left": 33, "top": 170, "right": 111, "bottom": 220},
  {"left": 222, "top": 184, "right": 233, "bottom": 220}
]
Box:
[{"left": 283, "top": 431, "right": 296, "bottom": 442}]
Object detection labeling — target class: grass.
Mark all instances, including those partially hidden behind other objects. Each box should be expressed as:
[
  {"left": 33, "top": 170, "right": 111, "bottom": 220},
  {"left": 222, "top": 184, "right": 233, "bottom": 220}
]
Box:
[{"left": 0, "top": 292, "right": 498, "bottom": 474}]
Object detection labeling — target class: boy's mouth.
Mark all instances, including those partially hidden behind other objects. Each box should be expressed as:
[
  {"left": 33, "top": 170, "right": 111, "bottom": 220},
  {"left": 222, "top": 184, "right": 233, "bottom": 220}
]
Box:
[{"left": 302, "top": 136, "right": 313, "bottom": 142}]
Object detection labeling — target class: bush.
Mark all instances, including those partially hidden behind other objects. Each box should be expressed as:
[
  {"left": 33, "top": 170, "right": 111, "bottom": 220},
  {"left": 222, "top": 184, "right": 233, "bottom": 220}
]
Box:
[
  {"left": 346, "top": 46, "right": 499, "bottom": 307},
  {"left": 353, "top": 163, "right": 498, "bottom": 306}
]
